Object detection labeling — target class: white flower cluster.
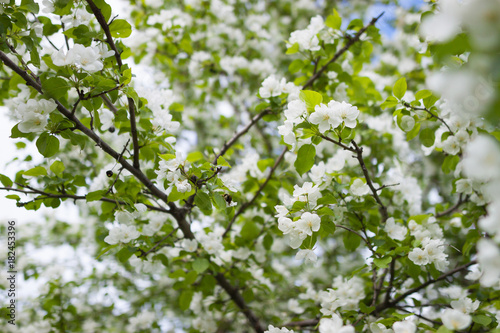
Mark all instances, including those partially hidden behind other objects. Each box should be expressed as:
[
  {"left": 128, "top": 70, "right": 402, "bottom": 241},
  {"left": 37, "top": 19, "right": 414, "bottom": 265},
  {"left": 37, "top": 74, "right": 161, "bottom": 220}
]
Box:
[
  {"left": 14, "top": 98, "right": 56, "bottom": 133},
  {"left": 318, "top": 314, "right": 354, "bottom": 333},
  {"left": 51, "top": 44, "right": 114, "bottom": 73},
  {"left": 408, "top": 237, "right": 448, "bottom": 272},
  {"left": 126, "top": 311, "right": 156, "bottom": 333},
  {"left": 370, "top": 320, "right": 417, "bottom": 333},
  {"left": 309, "top": 100, "right": 360, "bottom": 133},
  {"left": 104, "top": 224, "right": 140, "bottom": 245},
  {"left": 155, "top": 152, "right": 192, "bottom": 194},
  {"left": 137, "top": 87, "right": 180, "bottom": 134},
  {"left": 420, "top": 0, "right": 500, "bottom": 51},
  {"left": 259, "top": 75, "right": 300, "bottom": 99},
  {"left": 104, "top": 205, "right": 147, "bottom": 245},
  {"left": 319, "top": 276, "right": 365, "bottom": 314},
  {"left": 264, "top": 325, "right": 294, "bottom": 333},
  {"left": 461, "top": 135, "right": 500, "bottom": 286},
  {"left": 148, "top": 8, "right": 192, "bottom": 30},
  {"left": 384, "top": 217, "right": 408, "bottom": 241},
  {"left": 287, "top": 15, "right": 325, "bottom": 52}
]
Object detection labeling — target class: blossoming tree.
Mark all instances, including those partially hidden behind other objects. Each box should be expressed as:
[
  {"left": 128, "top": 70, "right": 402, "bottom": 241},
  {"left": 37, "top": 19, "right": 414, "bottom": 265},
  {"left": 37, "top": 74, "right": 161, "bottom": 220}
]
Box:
[{"left": 0, "top": 0, "right": 499, "bottom": 332}]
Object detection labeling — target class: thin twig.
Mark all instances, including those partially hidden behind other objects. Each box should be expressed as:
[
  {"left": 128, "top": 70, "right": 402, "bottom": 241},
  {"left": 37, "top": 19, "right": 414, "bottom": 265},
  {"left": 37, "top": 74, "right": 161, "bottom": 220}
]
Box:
[
  {"left": 283, "top": 319, "right": 319, "bottom": 328},
  {"left": 375, "top": 183, "right": 400, "bottom": 192},
  {"left": 139, "top": 228, "right": 178, "bottom": 258},
  {"left": 375, "top": 260, "right": 477, "bottom": 313},
  {"left": 436, "top": 194, "right": 468, "bottom": 217},
  {"left": 319, "top": 134, "right": 355, "bottom": 152},
  {"left": 212, "top": 109, "right": 272, "bottom": 165},
  {"left": 402, "top": 101, "right": 453, "bottom": 134},
  {"left": 85, "top": 0, "right": 140, "bottom": 169},
  {"left": 351, "top": 140, "right": 388, "bottom": 222},
  {"left": 302, "top": 12, "right": 384, "bottom": 89},
  {"left": 223, "top": 147, "right": 288, "bottom": 238},
  {"left": 1, "top": 186, "right": 169, "bottom": 213},
  {"left": 214, "top": 273, "right": 265, "bottom": 333}
]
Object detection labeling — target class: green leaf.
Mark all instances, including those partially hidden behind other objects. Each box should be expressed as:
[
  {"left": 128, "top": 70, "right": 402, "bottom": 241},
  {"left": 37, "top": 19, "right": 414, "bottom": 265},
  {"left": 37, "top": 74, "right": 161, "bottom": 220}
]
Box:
[
  {"left": 212, "top": 193, "right": 227, "bottom": 211},
  {"left": 472, "top": 315, "right": 492, "bottom": 326},
  {"left": 393, "top": 77, "right": 407, "bottom": 100},
  {"left": 187, "top": 151, "right": 204, "bottom": 163},
  {"left": 0, "top": 174, "right": 13, "bottom": 187},
  {"left": 442, "top": 155, "right": 460, "bottom": 174},
  {"left": 436, "top": 326, "right": 453, "bottom": 333},
  {"left": 373, "top": 256, "right": 392, "bottom": 269},
  {"left": 89, "top": 0, "right": 112, "bottom": 22},
  {"left": 405, "top": 122, "right": 420, "bottom": 141},
  {"left": 359, "top": 302, "right": 375, "bottom": 314},
  {"left": 380, "top": 96, "right": 399, "bottom": 110},
  {"left": 299, "top": 90, "right": 323, "bottom": 112},
  {"left": 42, "top": 77, "right": 70, "bottom": 100},
  {"left": 116, "top": 246, "right": 136, "bottom": 263},
  {"left": 241, "top": 220, "right": 260, "bottom": 241},
  {"left": 109, "top": 19, "right": 132, "bottom": 38},
  {"left": 23, "top": 166, "right": 47, "bottom": 177},
  {"left": 96, "top": 244, "right": 118, "bottom": 259},
  {"left": 36, "top": 133, "right": 60, "bottom": 157},
  {"left": 294, "top": 144, "right": 316, "bottom": 176},
  {"left": 217, "top": 156, "right": 231, "bottom": 167},
  {"left": 288, "top": 59, "right": 304, "bottom": 74},
  {"left": 86, "top": 190, "right": 106, "bottom": 202},
  {"left": 415, "top": 89, "right": 432, "bottom": 100},
  {"left": 50, "top": 160, "right": 65, "bottom": 177},
  {"left": 286, "top": 42, "right": 300, "bottom": 54},
  {"left": 192, "top": 258, "right": 210, "bottom": 274},
  {"left": 20, "top": 0, "right": 39, "bottom": 13},
  {"left": 325, "top": 9, "right": 342, "bottom": 30},
  {"left": 419, "top": 127, "right": 436, "bottom": 147},
  {"left": 194, "top": 191, "right": 212, "bottom": 215},
  {"left": 179, "top": 289, "right": 194, "bottom": 311}
]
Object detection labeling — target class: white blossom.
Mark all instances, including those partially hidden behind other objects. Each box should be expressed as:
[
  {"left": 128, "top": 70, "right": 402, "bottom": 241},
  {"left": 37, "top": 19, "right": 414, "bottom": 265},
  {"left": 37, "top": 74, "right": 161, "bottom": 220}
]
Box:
[{"left": 441, "top": 309, "right": 471, "bottom": 330}]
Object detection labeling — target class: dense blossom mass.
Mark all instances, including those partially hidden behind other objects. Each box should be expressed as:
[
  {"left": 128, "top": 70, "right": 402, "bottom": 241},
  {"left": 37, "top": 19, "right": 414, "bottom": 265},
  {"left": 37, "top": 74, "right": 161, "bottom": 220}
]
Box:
[{"left": 0, "top": 0, "right": 499, "bottom": 332}]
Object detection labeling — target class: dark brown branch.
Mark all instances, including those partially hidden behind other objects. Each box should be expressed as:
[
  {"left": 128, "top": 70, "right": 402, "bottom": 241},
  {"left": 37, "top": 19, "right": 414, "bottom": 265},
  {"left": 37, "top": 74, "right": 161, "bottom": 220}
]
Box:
[
  {"left": 139, "top": 228, "right": 178, "bottom": 258},
  {"left": 0, "top": 52, "right": 194, "bottom": 239},
  {"left": 0, "top": 50, "right": 43, "bottom": 92},
  {"left": 85, "top": 0, "right": 140, "bottom": 169},
  {"left": 436, "top": 194, "right": 468, "bottom": 218},
  {"left": 101, "top": 95, "right": 119, "bottom": 113},
  {"left": 319, "top": 134, "right": 355, "bottom": 152},
  {"left": 214, "top": 273, "right": 264, "bottom": 333},
  {"left": 375, "top": 183, "right": 400, "bottom": 192},
  {"left": 283, "top": 319, "right": 319, "bottom": 328},
  {"left": 351, "top": 140, "right": 388, "bottom": 222},
  {"left": 127, "top": 97, "right": 140, "bottom": 168},
  {"left": 85, "top": 0, "right": 122, "bottom": 67},
  {"left": 213, "top": 109, "right": 272, "bottom": 165},
  {"left": 375, "top": 260, "right": 477, "bottom": 314},
  {"left": 402, "top": 101, "right": 453, "bottom": 134},
  {"left": 223, "top": 147, "right": 287, "bottom": 238},
  {"left": 1, "top": 185, "right": 169, "bottom": 213},
  {"left": 302, "top": 12, "right": 384, "bottom": 89}
]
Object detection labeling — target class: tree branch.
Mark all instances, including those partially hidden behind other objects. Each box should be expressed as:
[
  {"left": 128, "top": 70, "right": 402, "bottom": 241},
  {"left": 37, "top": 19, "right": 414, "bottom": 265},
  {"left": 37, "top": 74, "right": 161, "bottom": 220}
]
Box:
[
  {"left": 214, "top": 273, "right": 264, "bottom": 333},
  {"left": 0, "top": 53, "right": 195, "bottom": 239},
  {"left": 375, "top": 260, "right": 477, "bottom": 314},
  {"left": 223, "top": 147, "right": 287, "bottom": 238},
  {"left": 402, "top": 101, "right": 453, "bottom": 134},
  {"left": 436, "top": 194, "right": 468, "bottom": 218},
  {"left": 212, "top": 109, "right": 272, "bottom": 165},
  {"left": 302, "top": 12, "right": 384, "bottom": 89},
  {"left": 1, "top": 185, "right": 169, "bottom": 213},
  {"left": 351, "top": 140, "right": 388, "bottom": 222},
  {"left": 85, "top": 0, "right": 140, "bottom": 169}
]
